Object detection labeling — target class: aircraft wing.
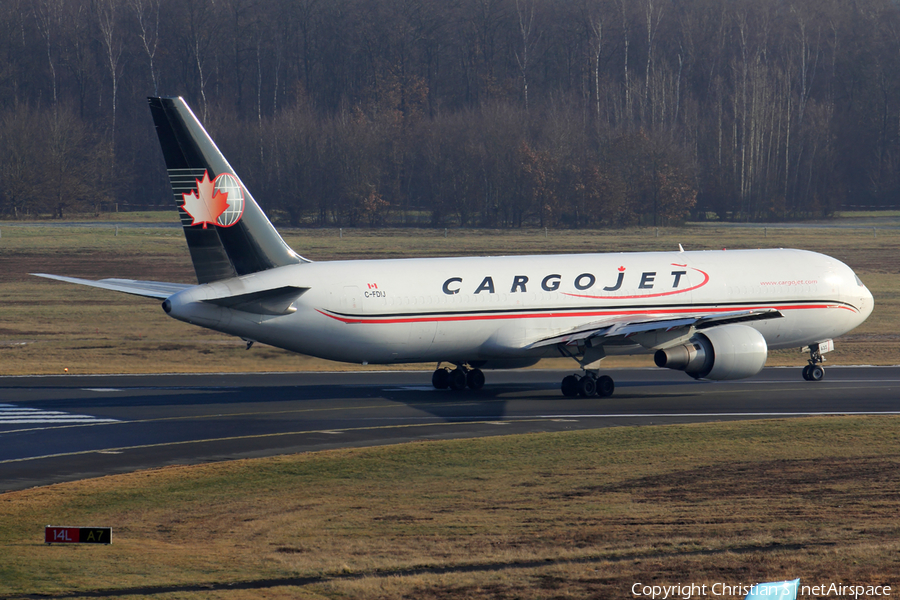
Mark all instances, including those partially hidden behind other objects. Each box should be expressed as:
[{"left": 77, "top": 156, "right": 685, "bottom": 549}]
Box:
[
  {"left": 528, "top": 308, "right": 783, "bottom": 350},
  {"left": 32, "top": 274, "right": 193, "bottom": 299}
]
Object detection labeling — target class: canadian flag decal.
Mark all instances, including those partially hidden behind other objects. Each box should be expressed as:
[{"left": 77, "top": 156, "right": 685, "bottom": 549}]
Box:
[{"left": 182, "top": 171, "right": 245, "bottom": 228}]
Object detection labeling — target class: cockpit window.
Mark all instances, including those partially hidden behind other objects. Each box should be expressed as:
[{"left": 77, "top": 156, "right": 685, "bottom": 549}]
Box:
[{"left": 855, "top": 274, "right": 865, "bottom": 287}]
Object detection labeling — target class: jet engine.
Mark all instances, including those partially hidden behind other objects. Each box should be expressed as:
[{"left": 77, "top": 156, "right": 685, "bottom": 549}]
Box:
[{"left": 653, "top": 324, "right": 767, "bottom": 380}]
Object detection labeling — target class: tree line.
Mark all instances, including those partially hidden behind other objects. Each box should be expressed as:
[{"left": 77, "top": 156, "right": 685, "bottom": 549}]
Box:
[{"left": 2, "top": 0, "right": 900, "bottom": 226}]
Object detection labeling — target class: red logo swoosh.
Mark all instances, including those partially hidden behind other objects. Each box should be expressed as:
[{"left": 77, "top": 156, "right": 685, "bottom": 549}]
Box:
[{"left": 562, "top": 266, "right": 709, "bottom": 300}]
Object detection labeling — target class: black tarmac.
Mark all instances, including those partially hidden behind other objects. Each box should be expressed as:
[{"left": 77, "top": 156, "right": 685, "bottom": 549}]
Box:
[{"left": 1, "top": 366, "right": 898, "bottom": 493}]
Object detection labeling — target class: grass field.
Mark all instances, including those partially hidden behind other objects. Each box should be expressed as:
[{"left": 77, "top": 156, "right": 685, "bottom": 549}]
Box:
[
  {"left": 1, "top": 417, "right": 898, "bottom": 599},
  {"left": 0, "top": 221, "right": 898, "bottom": 374}
]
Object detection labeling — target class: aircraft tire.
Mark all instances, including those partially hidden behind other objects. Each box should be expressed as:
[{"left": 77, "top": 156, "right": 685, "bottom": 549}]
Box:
[
  {"left": 578, "top": 376, "right": 597, "bottom": 397},
  {"left": 801, "top": 365, "right": 811, "bottom": 380},
  {"left": 432, "top": 368, "right": 450, "bottom": 389},
  {"left": 466, "top": 368, "right": 485, "bottom": 390},
  {"left": 448, "top": 367, "right": 468, "bottom": 391},
  {"left": 809, "top": 365, "right": 825, "bottom": 381},
  {"left": 596, "top": 375, "right": 615, "bottom": 397},
  {"left": 561, "top": 375, "right": 579, "bottom": 397}
]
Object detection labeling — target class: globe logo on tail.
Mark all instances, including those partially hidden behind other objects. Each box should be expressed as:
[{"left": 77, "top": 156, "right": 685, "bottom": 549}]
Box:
[
  {"left": 181, "top": 171, "right": 244, "bottom": 228},
  {"left": 213, "top": 173, "right": 244, "bottom": 227}
]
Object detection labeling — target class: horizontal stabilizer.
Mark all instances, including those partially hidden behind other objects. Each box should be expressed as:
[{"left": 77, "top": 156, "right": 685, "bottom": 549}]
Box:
[
  {"left": 32, "top": 274, "right": 192, "bottom": 299},
  {"left": 203, "top": 286, "right": 308, "bottom": 315}
]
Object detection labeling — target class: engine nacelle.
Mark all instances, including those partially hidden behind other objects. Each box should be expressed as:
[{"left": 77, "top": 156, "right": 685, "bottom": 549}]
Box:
[{"left": 654, "top": 324, "right": 768, "bottom": 380}]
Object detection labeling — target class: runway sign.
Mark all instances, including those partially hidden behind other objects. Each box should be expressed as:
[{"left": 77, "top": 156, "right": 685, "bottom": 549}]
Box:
[{"left": 45, "top": 526, "right": 111, "bottom": 545}]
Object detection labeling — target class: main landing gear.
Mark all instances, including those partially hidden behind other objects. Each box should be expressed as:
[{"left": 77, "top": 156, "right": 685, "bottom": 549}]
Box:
[
  {"left": 560, "top": 373, "right": 615, "bottom": 397},
  {"left": 802, "top": 343, "right": 826, "bottom": 381},
  {"left": 555, "top": 340, "right": 616, "bottom": 397},
  {"left": 432, "top": 364, "right": 485, "bottom": 391}
]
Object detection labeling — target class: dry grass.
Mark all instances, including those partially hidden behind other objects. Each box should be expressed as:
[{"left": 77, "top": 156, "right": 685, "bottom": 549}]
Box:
[
  {"left": 0, "top": 223, "right": 898, "bottom": 374},
  {"left": 1, "top": 417, "right": 899, "bottom": 598}
]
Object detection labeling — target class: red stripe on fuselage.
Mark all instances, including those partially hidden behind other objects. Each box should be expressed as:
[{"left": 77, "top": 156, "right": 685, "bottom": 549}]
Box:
[{"left": 317, "top": 303, "right": 855, "bottom": 325}]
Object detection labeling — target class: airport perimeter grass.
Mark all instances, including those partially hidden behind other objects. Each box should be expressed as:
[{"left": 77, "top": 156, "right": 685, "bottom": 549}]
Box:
[
  {"left": 1, "top": 417, "right": 899, "bottom": 599},
  {"left": 0, "top": 220, "right": 898, "bottom": 374}
]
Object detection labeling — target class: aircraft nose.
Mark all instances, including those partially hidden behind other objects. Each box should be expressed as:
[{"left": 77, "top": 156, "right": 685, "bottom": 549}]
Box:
[
  {"left": 849, "top": 272, "right": 874, "bottom": 324},
  {"left": 859, "top": 284, "right": 874, "bottom": 322}
]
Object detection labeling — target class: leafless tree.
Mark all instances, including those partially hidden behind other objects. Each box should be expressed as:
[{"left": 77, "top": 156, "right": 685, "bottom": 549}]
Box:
[{"left": 129, "top": 0, "right": 161, "bottom": 95}]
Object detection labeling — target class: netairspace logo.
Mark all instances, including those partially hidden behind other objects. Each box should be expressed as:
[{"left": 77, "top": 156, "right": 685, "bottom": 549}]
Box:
[
  {"left": 631, "top": 580, "right": 891, "bottom": 600},
  {"left": 801, "top": 584, "right": 892, "bottom": 599}
]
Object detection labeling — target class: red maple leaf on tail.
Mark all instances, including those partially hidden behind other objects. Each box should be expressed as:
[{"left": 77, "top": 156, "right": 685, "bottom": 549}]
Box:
[{"left": 182, "top": 171, "right": 230, "bottom": 228}]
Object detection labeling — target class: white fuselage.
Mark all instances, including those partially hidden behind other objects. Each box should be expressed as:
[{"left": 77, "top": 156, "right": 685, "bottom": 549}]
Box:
[{"left": 164, "top": 248, "right": 873, "bottom": 366}]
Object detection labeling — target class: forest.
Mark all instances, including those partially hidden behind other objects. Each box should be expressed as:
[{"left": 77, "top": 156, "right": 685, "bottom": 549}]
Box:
[{"left": 2, "top": 0, "right": 900, "bottom": 227}]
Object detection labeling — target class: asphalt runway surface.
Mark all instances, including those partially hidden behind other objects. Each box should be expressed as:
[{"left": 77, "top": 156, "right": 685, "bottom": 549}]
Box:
[{"left": 1, "top": 366, "right": 898, "bottom": 493}]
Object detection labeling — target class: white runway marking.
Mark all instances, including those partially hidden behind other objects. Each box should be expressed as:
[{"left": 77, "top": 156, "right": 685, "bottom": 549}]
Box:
[
  {"left": 533, "top": 411, "right": 900, "bottom": 419},
  {"left": 0, "top": 404, "right": 119, "bottom": 426},
  {"left": 383, "top": 386, "right": 437, "bottom": 392}
]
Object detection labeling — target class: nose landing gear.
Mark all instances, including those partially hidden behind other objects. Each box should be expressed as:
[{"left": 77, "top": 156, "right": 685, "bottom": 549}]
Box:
[
  {"left": 802, "top": 364, "right": 825, "bottom": 381},
  {"left": 802, "top": 342, "right": 827, "bottom": 381}
]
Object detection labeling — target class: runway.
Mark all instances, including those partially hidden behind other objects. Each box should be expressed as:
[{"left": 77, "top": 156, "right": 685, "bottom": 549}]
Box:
[{"left": 1, "top": 366, "right": 898, "bottom": 493}]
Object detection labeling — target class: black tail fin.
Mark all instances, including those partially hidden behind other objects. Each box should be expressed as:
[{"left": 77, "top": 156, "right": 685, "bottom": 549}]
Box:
[{"left": 148, "top": 97, "right": 306, "bottom": 284}]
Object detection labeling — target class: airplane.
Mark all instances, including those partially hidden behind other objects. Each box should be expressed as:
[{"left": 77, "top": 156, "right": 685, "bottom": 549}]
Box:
[{"left": 34, "top": 97, "right": 874, "bottom": 397}]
